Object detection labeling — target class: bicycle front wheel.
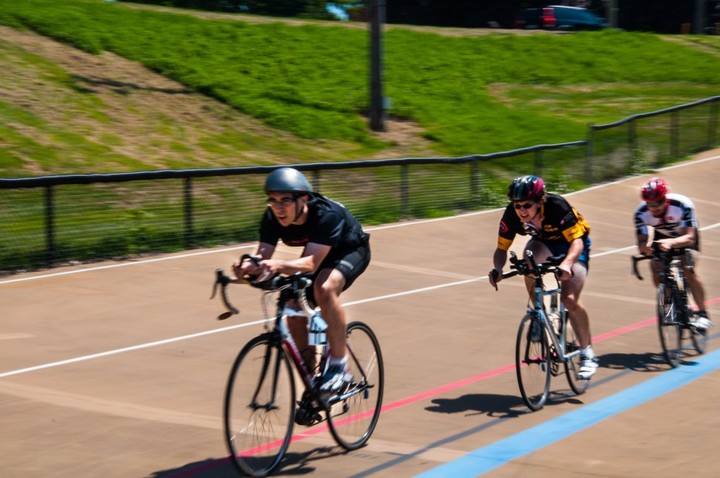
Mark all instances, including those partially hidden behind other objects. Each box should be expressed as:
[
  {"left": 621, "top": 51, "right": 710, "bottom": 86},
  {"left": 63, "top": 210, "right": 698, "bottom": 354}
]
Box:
[
  {"left": 327, "top": 321, "right": 384, "bottom": 450},
  {"left": 562, "top": 312, "right": 589, "bottom": 395},
  {"left": 516, "top": 312, "right": 551, "bottom": 411},
  {"left": 224, "top": 335, "right": 296, "bottom": 477},
  {"left": 657, "top": 284, "right": 683, "bottom": 368}
]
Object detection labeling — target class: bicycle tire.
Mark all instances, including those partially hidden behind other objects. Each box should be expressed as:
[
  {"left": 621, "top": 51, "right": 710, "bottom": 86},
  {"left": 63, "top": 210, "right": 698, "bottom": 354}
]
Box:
[
  {"left": 327, "top": 321, "right": 384, "bottom": 450},
  {"left": 562, "top": 311, "right": 589, "bottom": 395},
  {"left": 515, "top": 312, "right": 551, "bottom": 411},
  {"left": 657, "top": 283, "right": 683, "bottom": 367},
  {"left": 224, "top": 334, "right": 296, "bottom": 477}
]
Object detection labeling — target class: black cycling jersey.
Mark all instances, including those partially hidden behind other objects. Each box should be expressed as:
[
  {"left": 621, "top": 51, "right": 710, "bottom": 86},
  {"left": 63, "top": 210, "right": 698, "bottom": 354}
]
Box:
[
  {"left": 259, "top": 194, "right": 369, "bottom": 251},
  {"left": 496, "top": 193, "right": 591, "bottom": 251}
]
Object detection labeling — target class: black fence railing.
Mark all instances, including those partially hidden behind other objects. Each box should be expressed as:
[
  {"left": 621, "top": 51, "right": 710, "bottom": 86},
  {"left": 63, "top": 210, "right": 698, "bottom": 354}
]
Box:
[{"left": 1, "top": 96, "right": 719, "bottom": 274}]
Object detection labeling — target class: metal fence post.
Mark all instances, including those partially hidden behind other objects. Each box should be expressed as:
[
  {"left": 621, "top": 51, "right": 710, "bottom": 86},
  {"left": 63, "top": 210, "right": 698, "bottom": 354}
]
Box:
[
  {"left": 400, "top": 164, "right": 409, "bottom": 218},
  {"left": 45, "top": 185, "right": 55, "bottom": 263},
  {"left": 184, "top": 177, "right": 193, "bottom": 248}
]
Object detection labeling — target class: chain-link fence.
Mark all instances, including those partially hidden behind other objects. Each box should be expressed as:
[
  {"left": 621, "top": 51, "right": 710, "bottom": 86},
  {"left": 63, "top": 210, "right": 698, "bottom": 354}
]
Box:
[{"left": 2, "top": 96, "right": 719, "bottom": 274}]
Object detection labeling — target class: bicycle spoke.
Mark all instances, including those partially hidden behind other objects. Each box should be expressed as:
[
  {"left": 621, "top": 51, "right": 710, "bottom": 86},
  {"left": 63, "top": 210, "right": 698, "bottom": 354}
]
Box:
[
  {"left": 657, "top": 284, "right": 683, "bottom": 368},
  {"left": 562, "top": 314, "right": 589, "bottom": 395},
  {"left": 515, "top": 313, "right": 551, "bottom": 411},
  {"left": 224, "top": 336, "right": 295, "bottom": 477},
  {"left": 327, "top": 321, "right": 384, "bottom": 450}
]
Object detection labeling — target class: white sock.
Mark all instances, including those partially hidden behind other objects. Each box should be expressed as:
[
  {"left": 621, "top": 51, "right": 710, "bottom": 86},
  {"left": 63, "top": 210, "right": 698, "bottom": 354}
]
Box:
[
  {"left": 329, "top": 356, "right": 347, "bottom": 367},
  {"left": 582, "top": 346, "right": 595, "bottom": 359}
]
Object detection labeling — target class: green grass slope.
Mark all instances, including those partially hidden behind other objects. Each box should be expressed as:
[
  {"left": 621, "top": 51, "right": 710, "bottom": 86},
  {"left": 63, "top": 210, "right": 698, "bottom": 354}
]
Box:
[{"left": 1, "top": 0, "right": 720, "bottom": 177}]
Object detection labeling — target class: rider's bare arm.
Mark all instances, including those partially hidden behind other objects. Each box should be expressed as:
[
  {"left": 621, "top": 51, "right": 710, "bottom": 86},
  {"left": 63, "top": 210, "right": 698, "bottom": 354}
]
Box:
[
  {"left": 489, "top": 247, "right": 509, "bottom": 288},
  {"left": 636, "top": 233, "right": 653, "bottom": 256},
  {"left": 657, "top": 226, "right": 697, "bottom": 251},
  {"left": 261, "top": 242, "right": 332, "bottom": 276}
]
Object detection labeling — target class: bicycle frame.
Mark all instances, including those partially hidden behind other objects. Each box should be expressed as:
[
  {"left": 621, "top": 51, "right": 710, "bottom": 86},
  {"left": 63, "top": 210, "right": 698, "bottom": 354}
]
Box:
[
  {"left": 632, "top": 246, "right": 692, "bottom": 325},
  {"left": 213, "top": 261, "right": 376, "bottom": 405},
  {"left": 216, "top": 254, "right": 385, "bottom": 476},
  {"left": 632, "top": 244, "right": 707, "bottom": 367},
  {"left": 512, "top": 250, "right": 578, "bottom": 363},
  {"left": 504, "top": 249, "right": 588, "bottom": 411}
]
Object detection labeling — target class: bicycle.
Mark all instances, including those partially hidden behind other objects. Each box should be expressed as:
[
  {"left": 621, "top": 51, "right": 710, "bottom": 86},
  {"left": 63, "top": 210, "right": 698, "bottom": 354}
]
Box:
[
  {"left": 632, "top": 244, "right": 708, "bottom": 368},
  {"left": 496, "top": 250, "right": 589, "bottom": 411},
  {"left": 211, "top": 254, "right": 384, "bottom": 477}
]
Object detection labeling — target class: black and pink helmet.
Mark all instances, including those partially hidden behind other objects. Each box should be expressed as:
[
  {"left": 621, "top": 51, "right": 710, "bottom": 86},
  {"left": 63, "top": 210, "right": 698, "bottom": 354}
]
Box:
[{"left": 507, "top": 175, "right": 545, "bottom": 202}]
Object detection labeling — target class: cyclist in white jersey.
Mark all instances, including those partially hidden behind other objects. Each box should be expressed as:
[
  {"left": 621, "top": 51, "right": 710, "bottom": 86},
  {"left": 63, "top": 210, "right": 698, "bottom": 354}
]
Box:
[{"left": 633, "top": 177, "right": 712, "bottom": 331}]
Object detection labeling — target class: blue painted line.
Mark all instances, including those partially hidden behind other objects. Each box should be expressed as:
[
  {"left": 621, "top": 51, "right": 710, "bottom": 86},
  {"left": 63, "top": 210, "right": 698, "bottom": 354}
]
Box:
[{"left": 415, "top": 348, "right": 720, "bottom": 478}]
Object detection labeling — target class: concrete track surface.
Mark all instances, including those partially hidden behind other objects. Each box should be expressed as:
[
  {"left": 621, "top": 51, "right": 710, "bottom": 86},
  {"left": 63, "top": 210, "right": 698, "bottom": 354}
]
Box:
[{"left": 2, "top": 152, "right": 719, "bottom": 478}]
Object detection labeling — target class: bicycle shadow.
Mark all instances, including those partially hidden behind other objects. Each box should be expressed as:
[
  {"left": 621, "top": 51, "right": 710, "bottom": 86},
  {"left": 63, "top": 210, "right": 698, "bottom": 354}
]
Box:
[
  {"left": 598, "top": 351, "right": 670, "bottom": 373},
  {"left": 147, "top": 456, "right": 236, "bottom": 477},
  {"left": 425, "top": 392, "right": 570, "bottom": 418},
  {"left": 147, "top": 446, "right": 349, "bottom": 477}
]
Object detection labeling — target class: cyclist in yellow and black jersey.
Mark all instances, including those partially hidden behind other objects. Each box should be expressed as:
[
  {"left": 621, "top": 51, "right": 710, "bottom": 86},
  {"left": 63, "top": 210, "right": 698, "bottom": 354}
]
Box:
[{"left": 488, "top": 175, "right": 597, "bottom": 379}]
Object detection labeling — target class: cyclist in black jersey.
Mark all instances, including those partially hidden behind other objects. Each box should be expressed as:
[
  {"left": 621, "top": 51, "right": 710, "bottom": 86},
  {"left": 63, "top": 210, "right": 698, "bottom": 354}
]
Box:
[
  {"left": 488, "top": 175, "right": 598, "bottom": 379},
  {"left": 233, "top": 167, "right": 371, "bottom": 395},
  {"left": 634, "top": 177, "right": 711, "bottom": 331}
]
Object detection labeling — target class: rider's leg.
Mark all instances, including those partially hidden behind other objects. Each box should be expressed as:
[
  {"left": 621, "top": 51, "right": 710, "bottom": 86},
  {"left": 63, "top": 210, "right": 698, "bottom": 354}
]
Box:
[
  {"left": 286, "top": 311, "right": 315, "bottom": 372},
  {"left": 313, "top": 268, "right": 348, "bottom": 360},
  {"left": 561, "top": 263, "right": 591, "bottom": 349},
  {"left": 523, "top": 240, "right": 550, "bottom": 300},
  {"left": 683, "top": 251, "right": 707, "bottom": 313}
]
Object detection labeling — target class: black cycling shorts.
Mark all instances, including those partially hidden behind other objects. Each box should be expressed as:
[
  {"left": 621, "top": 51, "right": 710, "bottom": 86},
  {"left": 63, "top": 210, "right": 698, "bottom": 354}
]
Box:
[
  {"left": 320, "top": 237, "right": 371, "bottom": 291},
  {"left": 304, "top": 236, "right": 371, "bottom": 307}
]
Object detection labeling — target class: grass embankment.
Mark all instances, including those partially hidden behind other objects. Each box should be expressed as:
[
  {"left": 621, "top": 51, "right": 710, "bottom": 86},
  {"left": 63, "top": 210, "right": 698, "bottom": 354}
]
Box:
[{"left": 1, "top": 0, "right": 720, "bottom": 177}]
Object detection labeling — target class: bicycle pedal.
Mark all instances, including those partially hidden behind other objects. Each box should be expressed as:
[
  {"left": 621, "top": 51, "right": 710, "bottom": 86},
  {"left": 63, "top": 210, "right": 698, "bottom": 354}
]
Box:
[{"left": 294, "top": 406, "right": 323, "bottom": 426}]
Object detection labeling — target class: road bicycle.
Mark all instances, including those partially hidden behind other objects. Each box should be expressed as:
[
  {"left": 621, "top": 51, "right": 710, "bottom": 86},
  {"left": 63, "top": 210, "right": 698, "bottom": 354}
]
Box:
[
  {"left": 496, "top": 250, "right": 588, "bottom": 411},
  {"left": 211, "top": 254, "right": 384, "bottom": 477},
  {"left": 632, "top": 244, "right": 708, "bottom": 367}
]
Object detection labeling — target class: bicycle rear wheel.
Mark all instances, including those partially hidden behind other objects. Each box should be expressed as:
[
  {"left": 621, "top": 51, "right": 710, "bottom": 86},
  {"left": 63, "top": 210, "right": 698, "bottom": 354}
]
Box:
[
  {"left": 657, "top": 284, "right": 683, "bottom": 368},
  {"left": 515, "top": 312, "right": 551, "bottom": 411},
  {"left": 327, "top": 321, "right": 384, "bottom": 450},
  {"left": 562, "top": 312, "right": 589, "bottom": 395},
  {"left": 684, "top": 279, "right": 708, "bottom": 355},
  {"left": 224, "top": 335, "right": 296, "bottom": 477}
]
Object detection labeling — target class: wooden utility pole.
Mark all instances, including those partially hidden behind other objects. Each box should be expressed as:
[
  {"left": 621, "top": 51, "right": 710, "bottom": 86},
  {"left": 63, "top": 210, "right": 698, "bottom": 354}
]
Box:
[
  {"left": 694, "top": 0, "right": 707, "bottom": 34},
  {"left": 369, "top": 0, "right": 386, "bottom": 132}
]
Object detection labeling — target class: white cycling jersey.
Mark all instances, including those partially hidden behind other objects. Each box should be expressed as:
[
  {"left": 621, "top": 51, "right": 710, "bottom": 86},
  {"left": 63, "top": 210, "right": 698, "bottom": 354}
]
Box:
[{"left": 633, "top": 193, "right": 700, "bottom": 249}]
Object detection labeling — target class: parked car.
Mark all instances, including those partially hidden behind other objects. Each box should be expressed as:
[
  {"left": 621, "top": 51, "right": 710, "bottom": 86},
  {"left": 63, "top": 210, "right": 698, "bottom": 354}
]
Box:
[{"left": 516, "top": 5, "right": 605, "bottom": 31}]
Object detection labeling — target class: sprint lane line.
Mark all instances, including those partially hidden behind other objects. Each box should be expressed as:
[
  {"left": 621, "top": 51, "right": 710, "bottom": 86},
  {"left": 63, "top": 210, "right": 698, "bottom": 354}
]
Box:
[{"left": 414, "top": 347, "right": 720, "bottom": 478}]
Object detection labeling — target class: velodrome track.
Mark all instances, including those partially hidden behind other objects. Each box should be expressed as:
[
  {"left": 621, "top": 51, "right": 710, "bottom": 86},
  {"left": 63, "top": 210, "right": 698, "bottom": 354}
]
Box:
[{"left": 1, "top": 152, "right": 719, "bottom": 478}]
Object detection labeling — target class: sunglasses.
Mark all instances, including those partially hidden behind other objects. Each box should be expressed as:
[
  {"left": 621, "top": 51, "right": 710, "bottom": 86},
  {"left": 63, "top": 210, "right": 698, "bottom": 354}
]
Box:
[
  {"left": 513, "top": 202, "right": 536, "bottom": 210},
  {"left": 266, "top": 196, "right": 295, "bottom": 208},
  {"left": 646, "top": 200, "right": 664, "bottom": 208}
]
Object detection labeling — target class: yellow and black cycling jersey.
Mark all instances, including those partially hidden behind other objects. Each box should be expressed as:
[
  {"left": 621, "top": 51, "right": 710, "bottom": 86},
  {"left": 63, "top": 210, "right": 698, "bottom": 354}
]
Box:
[{"left": 496, "top": 193, "right": 590, "bottom": 251}]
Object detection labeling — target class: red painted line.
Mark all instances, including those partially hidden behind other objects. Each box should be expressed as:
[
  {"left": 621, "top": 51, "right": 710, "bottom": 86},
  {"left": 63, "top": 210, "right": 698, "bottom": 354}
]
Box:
[{"left": 177, "top": 297, "right": 720, "bottom": 477}]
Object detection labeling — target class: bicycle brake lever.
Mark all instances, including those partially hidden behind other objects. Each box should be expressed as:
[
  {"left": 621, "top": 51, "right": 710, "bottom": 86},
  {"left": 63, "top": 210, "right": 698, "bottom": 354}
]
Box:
[{"left": 211, "top": 269, "right": 239, "bottom": 319}]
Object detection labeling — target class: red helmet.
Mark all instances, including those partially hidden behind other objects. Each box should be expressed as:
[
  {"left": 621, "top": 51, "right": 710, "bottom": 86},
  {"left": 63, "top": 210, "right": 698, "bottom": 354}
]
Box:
[{"left": 641, "top": 177, "right": 668, "bottom": 202}]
